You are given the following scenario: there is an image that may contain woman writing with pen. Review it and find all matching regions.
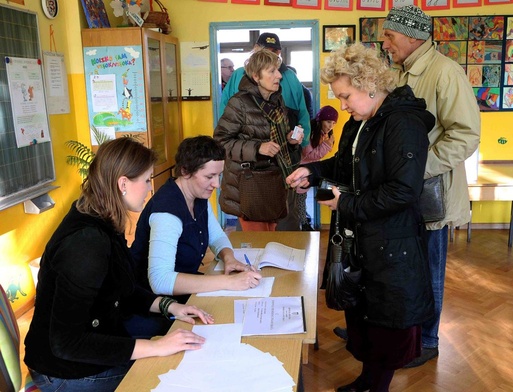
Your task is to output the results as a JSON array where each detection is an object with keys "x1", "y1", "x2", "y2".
[
  {"x1": 25, "y1": 138, "x2": 213, "y2": 392},
  {"x1": 131, "y1": 136, "x2": 262, "y2": 309}
]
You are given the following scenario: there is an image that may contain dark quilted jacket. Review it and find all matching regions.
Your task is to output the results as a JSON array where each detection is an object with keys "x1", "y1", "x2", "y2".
[
  {"x1": 309, "y1": 85, "x2": 436, "y2": 329},
  {"x1": 214, "y1": 74, "x2": 299, "y2": 217}
]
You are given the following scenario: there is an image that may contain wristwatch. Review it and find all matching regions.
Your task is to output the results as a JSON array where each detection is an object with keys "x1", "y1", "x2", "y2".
[{"x1": 42, "y1": 0, "x2": 59, "y2": 19}]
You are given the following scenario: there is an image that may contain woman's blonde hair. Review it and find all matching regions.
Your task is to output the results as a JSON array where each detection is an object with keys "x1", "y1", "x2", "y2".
[
  {"x1": 321, "y1": 42, "x2": 398, "y2": 94},
  {"x1": 77, "y1": 138, "x2": 157, "y2": 233},
  {"x1": 244, "y1": 49, "x2": 282, "y2": 81}
]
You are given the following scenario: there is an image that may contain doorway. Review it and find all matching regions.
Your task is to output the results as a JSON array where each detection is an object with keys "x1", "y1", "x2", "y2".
[{"x1": 209, "y1": 20, "x2": 321, "y2": 229}]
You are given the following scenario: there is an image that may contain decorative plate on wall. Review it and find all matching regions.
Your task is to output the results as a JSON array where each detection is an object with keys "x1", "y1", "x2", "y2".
[{"x1": 42, "y1": 0, "x2": 58, "y2": 19}]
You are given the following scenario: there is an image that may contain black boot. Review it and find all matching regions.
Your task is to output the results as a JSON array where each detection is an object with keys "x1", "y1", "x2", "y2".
[{"x1": 336, "y1": 376, "x2": 371, "y2": 392}]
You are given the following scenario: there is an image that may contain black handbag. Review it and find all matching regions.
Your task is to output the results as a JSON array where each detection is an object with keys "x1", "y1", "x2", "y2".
[
  {"x1": 419, "y1": 175, "x2": 445, "y2": 222},
  {"x1": 325, "y1": 211, "x2": 363, "y2": 311}
]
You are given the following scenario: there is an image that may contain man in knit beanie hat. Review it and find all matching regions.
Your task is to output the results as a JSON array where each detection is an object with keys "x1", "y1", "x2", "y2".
[
  {"x1": 382, "y1": 5, "x2": 432, "y2": 40},
  {"x1": 333, "y1": 4, "x2": 481, "y2": 371},
  {"x1": 381, "y1": 5, "x2": 433, "y2": 66}
]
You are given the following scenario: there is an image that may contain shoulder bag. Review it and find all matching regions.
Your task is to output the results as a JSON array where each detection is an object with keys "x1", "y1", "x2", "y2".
[
  {"x1": 419, "y1": 175, "x2": 445, "y2": 222},
  {"x1": 325, "y1": 210, "x2": 363, "y2": 311},
  {"x1": 238, "y1": 161, "x2": 288, "y2": 222}
]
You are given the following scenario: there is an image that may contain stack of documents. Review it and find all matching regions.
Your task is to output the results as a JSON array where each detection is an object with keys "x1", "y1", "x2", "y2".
[{"x1": 153, "y1": 323, "x2": 295, "y2": 392}]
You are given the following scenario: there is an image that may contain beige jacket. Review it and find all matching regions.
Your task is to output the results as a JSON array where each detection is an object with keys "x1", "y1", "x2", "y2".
[{"x1": 395, "y1": 39, "x2": 481, "y2": 230}]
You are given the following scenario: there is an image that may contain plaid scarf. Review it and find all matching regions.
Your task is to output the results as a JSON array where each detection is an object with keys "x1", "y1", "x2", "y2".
[{"x1": 253, "y1": 96, "x2": 297, "y2": 182}]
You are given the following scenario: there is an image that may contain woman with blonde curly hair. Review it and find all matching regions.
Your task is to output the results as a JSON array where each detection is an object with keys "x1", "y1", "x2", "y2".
[{"x1": 286, "y1": 43, "x2": 435, "y2": 392}]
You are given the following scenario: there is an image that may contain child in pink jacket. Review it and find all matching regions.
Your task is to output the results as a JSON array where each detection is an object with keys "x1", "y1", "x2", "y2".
[{"x1": 299, "y1": 105, "x2": 338, "y2": 230}]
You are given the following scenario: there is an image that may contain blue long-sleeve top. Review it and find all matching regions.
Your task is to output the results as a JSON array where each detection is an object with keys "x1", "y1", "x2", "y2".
[{"x1": 131, "y1": 179, "x2": 232, "y2": 295}]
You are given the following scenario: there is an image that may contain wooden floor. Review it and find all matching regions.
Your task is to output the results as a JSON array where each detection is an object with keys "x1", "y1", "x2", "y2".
[
  {"x1": 17, "y1": 228, "x2": 513, "y2": 392},
  {"x1": 303, "y1": 228, "x2": 513, "y2": 392}
]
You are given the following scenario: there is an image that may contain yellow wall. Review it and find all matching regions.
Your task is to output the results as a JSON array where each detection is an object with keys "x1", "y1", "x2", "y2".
[
  {"x1": 0, "y1": 0, "x2": 89, "y2": 313},
  {"x1": 164, "y1": 1, "x2": 513, "y2": 224},
  {"x1": 0, "y1": 0, "x2": 512, "y2": 312}
]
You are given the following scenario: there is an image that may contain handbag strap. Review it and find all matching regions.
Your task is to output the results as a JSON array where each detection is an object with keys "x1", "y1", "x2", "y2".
[
  {"x1": 153, "y1": 0, "x2": 168, "y2": 13},
  {"x1": 331, "y1": 211, "x2": 343, "y2": 246}
]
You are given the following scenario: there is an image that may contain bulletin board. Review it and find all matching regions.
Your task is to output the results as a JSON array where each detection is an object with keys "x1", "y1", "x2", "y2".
[
  {"x1": 0, "y1": 5, "x2": 56, "y2": 211},
  {"x1": 360, "y1": 15, "x2": 513, "y2": 112}
]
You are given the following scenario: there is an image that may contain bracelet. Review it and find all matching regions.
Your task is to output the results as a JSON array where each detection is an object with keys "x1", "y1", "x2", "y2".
[{"x1": 159, "y1": 296, "x2": 177, "y2": 319}]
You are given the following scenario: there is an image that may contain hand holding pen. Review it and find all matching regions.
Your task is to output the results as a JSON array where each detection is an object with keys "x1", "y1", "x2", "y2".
[
  {"x1": 219, "y1": 250, "x2": 261, "y2": 289},
  {"x1": 243, "y1": 253, "x2": 262, "y2": 290},
  {"x1": 244, "y1": 253, "x2": 258, "y2": 272}
]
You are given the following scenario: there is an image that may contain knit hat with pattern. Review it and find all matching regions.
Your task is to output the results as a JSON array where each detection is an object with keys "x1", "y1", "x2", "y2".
[{"x1": 383, "y1": 5, "x2": 432, "y2": 40}]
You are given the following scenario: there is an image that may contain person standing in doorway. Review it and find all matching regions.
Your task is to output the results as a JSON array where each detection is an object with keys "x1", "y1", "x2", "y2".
[
  {"x1": 220, "y1": 58, "x2": 234, "y2": 90},
  {"x1": 215, "y1": 49, "x2": 303, "y2": 231},
  {"x1": 380, "y1": 5, "x2": 481, "y2": 368},
  {"x1": 220, "y1": 32, "x2": 311, "y2": 231}
]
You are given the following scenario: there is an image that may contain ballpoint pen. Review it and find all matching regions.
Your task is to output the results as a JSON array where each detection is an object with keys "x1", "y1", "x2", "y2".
[
  {"x1": 169, "y1": 314, "x2": 201, "y2": 321},
  {"x1": 244, "y1": 253, "x2": 252, "y2": 268}
]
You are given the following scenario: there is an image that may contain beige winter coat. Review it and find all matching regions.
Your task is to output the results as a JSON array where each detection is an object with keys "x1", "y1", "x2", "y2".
[{"x1": 395, "y1": 39, "x2": 481, "y2": 230}]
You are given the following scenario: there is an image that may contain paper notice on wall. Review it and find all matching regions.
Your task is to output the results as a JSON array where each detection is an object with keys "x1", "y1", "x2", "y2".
[
  {"x1": 180, "y1": 41, "x2": 210, "y2": 100},
  {"x1": 42, "y1": 51, "x2": 70, "y2": 114}
]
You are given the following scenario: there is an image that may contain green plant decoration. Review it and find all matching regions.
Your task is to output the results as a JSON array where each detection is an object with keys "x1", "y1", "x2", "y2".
[
  {"x1": 66, "y1": 126, "x2": 144, "y2": 179},
  {"x1": 65, "y1": 126, "x2": 111, "y2": 179}
]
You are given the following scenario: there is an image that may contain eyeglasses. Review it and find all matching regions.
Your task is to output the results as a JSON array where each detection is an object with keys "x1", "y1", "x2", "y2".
[{"x1": 221, "y1": 66, "x2": 234, "y2": 70}]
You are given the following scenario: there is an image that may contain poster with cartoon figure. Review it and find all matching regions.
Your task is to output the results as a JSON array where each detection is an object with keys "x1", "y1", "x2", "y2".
[
  {"x1": 83, "y1": 45, "x2": 146, "y2": 135},
  {"x1": 5, "y1": 57, "x2": 51, "y2": 148}
]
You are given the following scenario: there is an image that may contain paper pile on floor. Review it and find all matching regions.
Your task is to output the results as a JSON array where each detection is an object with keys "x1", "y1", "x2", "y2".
[{"x1": 152, "y1": 323, "x2": 295, "y2": 392}]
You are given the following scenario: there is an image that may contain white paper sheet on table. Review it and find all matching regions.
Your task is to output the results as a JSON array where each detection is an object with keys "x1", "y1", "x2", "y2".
[
  {"x1": 153, "y1": 323, "x2": 294, "y2": 392},
  {"x1": 196, "y1": 276, "x2": 274, "y2": 297},
  {"x1": 235, "y1": 296, "x2": 306, "y2": 336}
]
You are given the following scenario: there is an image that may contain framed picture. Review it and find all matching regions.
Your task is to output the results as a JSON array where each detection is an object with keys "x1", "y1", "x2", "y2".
[
  {"x1": 452, "y1": 0, "x2": 481, "y2": 6},
  {"x1": 80, "y1": 0, "x2": 110, "y2": 28},
  {"x1": 356, "y1": 0, "x2": 385, "y2": 10},
  {"x1": 232, "y1": 0, "x2": 260, "y2": 3},
  {"x1": 324, "y1": 0, "x2": 353, "y2": 10},
  {"x1": 264, "y1": 0, "x2": 292, "y2": 4},
  {"x1": 388, "y1": 0, "x2": 417, "y2": 8},
  {"x1": 360, "y1": 17, "x2": 386, "y2": 42},
  {"x1": 484, "y1": 0, "x2": 513, "y2": 3},
  {"x1": 293, "y1": 0, "x2": 321, "y2": 7},
  {"x1": 420, "y1": 0, "x2": 450, "y2": 9},
  {"x1": 323, "y1": 25, "x2": 356, "y2": 52}
]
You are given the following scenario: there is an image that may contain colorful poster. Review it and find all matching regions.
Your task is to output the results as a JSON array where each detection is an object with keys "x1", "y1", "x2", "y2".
[
  {"x1": 83, "y1": 45, "x2": 146, "y2": 133},
  {"x1": 5, "y1": 57, "x2": 51, "y2": 147}
]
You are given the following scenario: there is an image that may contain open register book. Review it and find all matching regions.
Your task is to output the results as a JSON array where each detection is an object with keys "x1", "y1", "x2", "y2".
[{"x1": 215, "y1": 242, "x2": 305, "y2": 271}]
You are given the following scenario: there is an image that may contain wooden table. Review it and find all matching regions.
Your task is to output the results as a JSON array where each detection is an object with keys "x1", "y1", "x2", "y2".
[
  {"x1": 466, "y1": 163, "x2": 513, "y2": 247},
  {"x1": 227, "y1": 231, "x2": 320, "y2": 360},
  {"x1": 117, "y1": 338, "x2": 303, "y2": 392},
  {"x1": 116, "y1": 231, "x2": 320, "y2": 391}
]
